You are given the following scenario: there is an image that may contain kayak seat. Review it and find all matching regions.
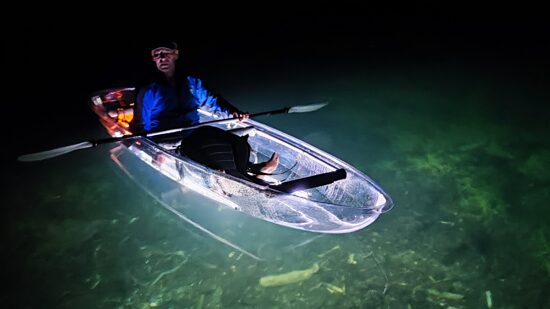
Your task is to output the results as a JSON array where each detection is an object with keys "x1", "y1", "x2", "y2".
[{"x1": 177, "y1": 126, "x2": 257, "y2": 182}]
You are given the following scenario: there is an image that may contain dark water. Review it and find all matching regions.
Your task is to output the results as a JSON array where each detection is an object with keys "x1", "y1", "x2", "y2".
[{"x1": 4, "y1": 18, "x2": 550, "y2": 308}]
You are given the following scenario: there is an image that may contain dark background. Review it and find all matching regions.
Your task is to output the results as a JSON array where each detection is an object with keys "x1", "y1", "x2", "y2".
[
  {"x1": 3, "y1": 13, "x2": 550, "y2": 308},
  {"x1": 5, "y1": 14, "x2": 549, "y2": 162}
]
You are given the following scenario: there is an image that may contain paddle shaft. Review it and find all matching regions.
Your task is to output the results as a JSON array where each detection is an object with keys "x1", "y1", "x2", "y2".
[
  {"x1": 248, "y1": 107, "x2": 289, "y2": 118},
  {"x1": 130, "y1": 108, "x2": 290, "y2": 140},
  {"x1": 18, "y1": 103, "x2": 325, "y2": 162}
]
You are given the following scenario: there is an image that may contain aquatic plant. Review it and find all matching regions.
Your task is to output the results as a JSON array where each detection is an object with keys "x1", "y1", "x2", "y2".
[
  {"x1": 532, "y1": 227, "x2": 550, "y2": 276},
  {"x1": 408, "y1": 153, "x2": 454, "y2": 177},
  {"x1": 518, "y1": 150, "x2": 550, "y2": 182},
  {"x1": 455, "y1": 177, "x2": 506, "y2": 222}
]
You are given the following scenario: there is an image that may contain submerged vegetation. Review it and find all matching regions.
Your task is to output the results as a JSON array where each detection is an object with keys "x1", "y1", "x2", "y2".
[{"x1": 7, "y1": 61, "x2": 549, "y2": 308}]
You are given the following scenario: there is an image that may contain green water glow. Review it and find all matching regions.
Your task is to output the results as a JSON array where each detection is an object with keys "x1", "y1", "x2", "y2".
[{"x1": 5, "y1": 57, "x2": 549, "y2": 308}]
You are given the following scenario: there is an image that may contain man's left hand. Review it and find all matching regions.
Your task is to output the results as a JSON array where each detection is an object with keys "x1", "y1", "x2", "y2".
[{"x1": 232, "y1": 112, "x2": 250, "y2": 122}]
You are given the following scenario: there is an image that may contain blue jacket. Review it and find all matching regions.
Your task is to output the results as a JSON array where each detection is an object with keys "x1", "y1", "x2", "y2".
[{"x1": 132, "y1": 75, "x2": 240, "y2": 133}]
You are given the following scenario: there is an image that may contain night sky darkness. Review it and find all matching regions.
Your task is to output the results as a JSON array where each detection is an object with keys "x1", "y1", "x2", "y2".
[
  {"x1": 4, "y1": 14, "x2": 548, "y2": 172},
  {"x1": 1, "y1": 14, "x2": 547, "y2": 202}
]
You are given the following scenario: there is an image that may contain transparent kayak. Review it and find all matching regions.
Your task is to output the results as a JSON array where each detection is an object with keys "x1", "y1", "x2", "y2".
[{"x1": 90, "y1": 88, "x2": 393, "y2": 233}]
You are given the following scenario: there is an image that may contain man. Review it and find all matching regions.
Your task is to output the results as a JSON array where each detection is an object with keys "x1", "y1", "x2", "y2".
[
  {"x1": 131, "y1": 40, "x2": 249, "y2": 133},
  {"x1": 132, "y1": 40, "x2": 279, "y2": 182}
]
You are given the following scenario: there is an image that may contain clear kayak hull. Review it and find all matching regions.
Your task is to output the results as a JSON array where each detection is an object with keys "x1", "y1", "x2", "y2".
[{"x1": 91, "y1": 88, "x2": 393, "y2": 233}]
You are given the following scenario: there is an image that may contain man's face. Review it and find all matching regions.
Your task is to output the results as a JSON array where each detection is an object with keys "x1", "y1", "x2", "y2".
[{"x1": 151, "y1": 47, "x2": 179, "y2": 73}]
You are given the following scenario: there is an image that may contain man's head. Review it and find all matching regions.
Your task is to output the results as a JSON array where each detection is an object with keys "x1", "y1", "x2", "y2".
[{"x1": 151, "y1": 40, "x2": 179, "y2": 75}]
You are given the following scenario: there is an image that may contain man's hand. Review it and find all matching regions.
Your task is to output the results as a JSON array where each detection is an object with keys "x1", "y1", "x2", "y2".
[{"x1": 232, "y1": 112, "x2": 250, "y2": 122}]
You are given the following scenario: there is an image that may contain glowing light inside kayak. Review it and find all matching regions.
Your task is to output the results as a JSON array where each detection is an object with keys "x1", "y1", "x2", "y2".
[
  {"x1": 292, "y1": 190, "x2": 310, "y2": 198},
  {"x1": 92, "y1": 96, "x2": 102, "y2": 106}
]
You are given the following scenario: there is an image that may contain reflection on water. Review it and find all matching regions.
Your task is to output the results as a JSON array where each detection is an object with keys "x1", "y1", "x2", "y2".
[{"x1": 6, "y1": 59, "x2": 549, "y2": 308}]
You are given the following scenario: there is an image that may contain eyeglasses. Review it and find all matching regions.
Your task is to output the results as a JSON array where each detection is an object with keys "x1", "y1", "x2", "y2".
[{"x1": 152, "y1": 49, "x2": 177, "y2": 60}]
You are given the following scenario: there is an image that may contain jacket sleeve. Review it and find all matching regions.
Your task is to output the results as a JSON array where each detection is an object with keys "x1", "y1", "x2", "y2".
[
  {"x1": 130, "y1": 85, "x2": 156, "y2": 133},
  {"x1": 187, "y1": 76, "x2": 242, "y2": 117}
]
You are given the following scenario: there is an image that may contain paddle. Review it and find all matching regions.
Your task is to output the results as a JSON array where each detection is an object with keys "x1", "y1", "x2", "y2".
[{"x1": 18, "y1": 102, "x2": 328, "y2": 162}]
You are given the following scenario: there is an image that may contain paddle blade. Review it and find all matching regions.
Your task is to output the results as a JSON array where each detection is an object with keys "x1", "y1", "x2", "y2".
[
  {"x1": 288, "y1": 101, "x2": 329, "y2": 113},
  {"x1": 18, "y1": 141, "x2": 94, "y2": 162}
]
